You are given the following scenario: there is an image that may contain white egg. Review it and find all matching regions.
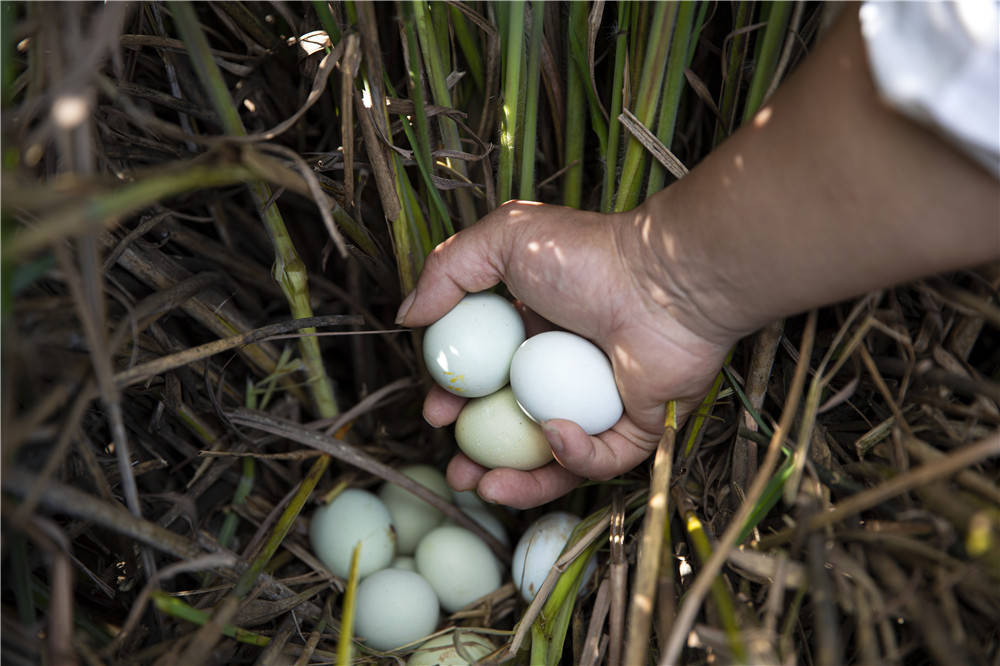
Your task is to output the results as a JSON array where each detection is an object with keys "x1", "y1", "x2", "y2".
[
  {"x1": 391, "y1": 556, "x2": 417, "y2": 571},
  {"x1": 453, "y1": 505, "x2": 509, "y2": 547},
  {"x1": 309, "y1": 488, "x2": 395, "y2": 579},
  {"x1": 452, "y1": 489, "x2": 486, "y2": 509},
  {"x1": 415, "y1": 526, "x2": 502, "y2": 612},
  {"x1": 406, "y1": 632, "x2": 495, "y2": 666},
  {"x1": 353, "y1": 568, "x2": 439, "y2": 651},
  {"x1": 510, "y1": 331, "x2": 624, "y2": 434},
  {"x1": 444, "y1": 506, "x2": 509, "y2": 577},
  {"x1": 455, "y1": 386, "x2": 554, "y2": 470},
  {"x1": 378, "y1": 465, "x2": 452, "y2": 555},
  {"x1": 511, "y1": 512, "x2": 581, "y2": 601},
  {"x1": 423, "y1": 292, "x2": 525, "y2": 397}
]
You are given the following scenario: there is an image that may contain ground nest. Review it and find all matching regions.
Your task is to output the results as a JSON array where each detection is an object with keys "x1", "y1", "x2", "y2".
[{"x1": 2, "y1": 2, "x2": 998, "y2": 665}]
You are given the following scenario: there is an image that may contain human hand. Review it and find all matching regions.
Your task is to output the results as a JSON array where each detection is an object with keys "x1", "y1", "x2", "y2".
[
  {"x1": 395, "y1": 201, "x2": 740, "y2": 508},
  {"x1": 398, "y1": 2, "x2": 999, "y2": 509}
]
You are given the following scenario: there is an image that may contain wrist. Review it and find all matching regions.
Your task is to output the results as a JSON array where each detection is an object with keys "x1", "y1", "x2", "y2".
[{"x1": 613, "y1": 191, "x2": 756, "y2": 349}]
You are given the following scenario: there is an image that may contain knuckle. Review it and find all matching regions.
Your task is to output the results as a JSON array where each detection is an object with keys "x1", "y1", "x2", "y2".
[{"x1": 496, "y1": 199, "x2": 532, "y2": 218}]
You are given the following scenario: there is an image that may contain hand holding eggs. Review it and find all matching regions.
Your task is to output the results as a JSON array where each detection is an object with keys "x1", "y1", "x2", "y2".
[{"x1": 422, "y1": 292, "x2": 625, "y2": 471}]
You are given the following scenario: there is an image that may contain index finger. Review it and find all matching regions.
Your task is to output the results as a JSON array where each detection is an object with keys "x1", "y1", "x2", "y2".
[
  {"x1": 395, "y1": 201, "x2": 540, "y2": 327},
  {"x1": 448, "y1": 455, "x2": 584, "y2": 510}
]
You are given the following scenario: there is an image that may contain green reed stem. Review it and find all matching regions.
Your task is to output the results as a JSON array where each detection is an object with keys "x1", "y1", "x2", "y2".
[
  {"x1": 218, "y1": 456, "x2": 255, "y2": 550},
  {"x1": 338, "y1": 543, "x2": 362, "y2": 665},
  {"x1": 646, "y1": 0, "x2": 698, "y2": 197},
  {"x1": 4, "y1": 161, "x2": 259, "y2": 259},
  {"x1": 567, "y1": 2, "x2": 607, "y2": 157},
  {"x1": 742, "y1": 1, "x2": 792, "y2": 124},
  {"x1": 614, "y1": 1, "x2": 678, "y2": 212},
  {"x1": 685, "y1": 511, "x2": 748, "y2": 663},
  {"x1": 389, "y1": 167, "x2": 422, "y2": 293},
  {"x1": 173, "y1": 1, "x2": 338, "y2": 418},
  {"x1": 234, "y1": 454, "x2": 330, "y2": 598},
  {"x1": 426, "y1": 2, "x2": 447, "y2": 60},
  {"x1": 412, "y1": 0, "x2": 477, "y2": 225},
  {"x1": 684, "y1": 347, "x2": 735, "y2": 457},
  {"x1": 311, "y1": 0, "x2": 341, "y2": 42},
  {"x1": 627, "y1": 3, "x2": 648, "y2": 96},
  {"x1": 346, "y1": 3, "x2": 424, "y2": 293},
  {"x1": 497, "y1": 0, "x2": 525, "y2": 204},
  {"x1": 328, "y1": 202, "x2": 380, "y2": 258},
  {"x1": 715, "y1": 2, "x2": 752, "y2": 144},
  {"x1": 518, "y1": 1, "x2": 544, "y2": 200},
  {"x1": 601, "y1": 1, "x2": 629, "y2": 213},
  {"x1": 562, "y1": 1, "x2": 586, "y2": 208},
  {"x1": 397, "y1": 154, "x2": 433, "y2": 258},
  {"x1": 688, "y1": 1, "x2": 712, "y2": 64},
  {"x1": 151, "y1": 590, "x2": 271, "y2": 646},
  {"x1": 450, "y1": 5, "x2": 484, "y2": 92},
  {"x1": 400, "y1": 13, "x2": 453, "y2": 242},
  {"x1": 740, "y1": 456, "x2": 795, "y2": 543},
  {"x1": 530, "y1": 542, "x2": 600, "y2": 665}
]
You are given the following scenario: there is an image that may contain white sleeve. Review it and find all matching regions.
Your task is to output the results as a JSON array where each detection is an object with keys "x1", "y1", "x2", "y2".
[{"x1": 858, "y1": 1, "x2": 1000, "y2": 179}]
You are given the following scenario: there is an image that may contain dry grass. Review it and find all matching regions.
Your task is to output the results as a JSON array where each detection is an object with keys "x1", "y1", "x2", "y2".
[{"x1": 2, "y1": 3, "x2": 998, "y2": 665}]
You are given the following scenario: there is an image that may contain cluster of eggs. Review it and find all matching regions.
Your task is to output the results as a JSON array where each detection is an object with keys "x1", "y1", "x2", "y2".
[
  {"x1": 310, "y1": 466, "x2": 593, "y2": 658},
  {"x1": 309, "y1": 465, "x2": 504, "y2": 656},
  {"x1": 307, "y1": 292, "x2": 618, "y2": 656},
  {"x1": 423, "y1": 292, "x2": 624, "y2": 469}
]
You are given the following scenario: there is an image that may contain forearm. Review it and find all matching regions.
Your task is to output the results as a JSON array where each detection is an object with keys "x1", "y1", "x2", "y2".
[{"x1": 629, "y1": 6, "x2": 999, "y2": 341}]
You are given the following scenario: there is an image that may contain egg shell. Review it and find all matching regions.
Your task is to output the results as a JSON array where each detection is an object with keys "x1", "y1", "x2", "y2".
[
  {"x1": 452, "y1": 489, "x2": 486, "y2": 509},
  {"x1": 378, "y1": 465, "x2": 452, "y2": 555},
  {"x1": 510, "y1": 331, "x2": 624, "y2": 434},
  {"x1": 309, "y1": 489, "x2": 395, "y2": 579},
  {"x1": 511, "y1": 511, "x2": 582, "y2": 601},
  {"x1": 423, "y1": 292, "x2": 525, "y2": 397},
  {"x1": 415, "y1": 526, "x2": 502, "y2": 612},
  {"x1": 391, "y1": 556, "x2": 417, "y2": 571},
  {"x1": 406, "y1": 632, "x2": 495, "y2": 666},
  {"x1": 455, "y1": 386, "x2": 554, "y2": 470},
  {"x1": 452, "y1": 505, "x2": 509, "y2": 547},
  {"x1": 444, "y1": 506, "x2": 508, "y2": 576},
  {"x1": 353, "y1": 568, "x2": 439, "y2": 651}
]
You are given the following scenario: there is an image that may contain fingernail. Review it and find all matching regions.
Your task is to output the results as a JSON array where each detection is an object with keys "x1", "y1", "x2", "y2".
[
  {"x1": 395, "y1": 289, "x2": 416, "y2": 325},
  {"x1": 478, "y1": 489, "x2": 498, "y2": 505},
  {"x1": 543, "y1": 422, "x2": 564, "y2": 454}
]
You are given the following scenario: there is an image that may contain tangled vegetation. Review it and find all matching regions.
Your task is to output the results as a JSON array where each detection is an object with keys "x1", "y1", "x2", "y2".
[{"x1": 2, "y1": 2, "x2": 998, "y2": 664}]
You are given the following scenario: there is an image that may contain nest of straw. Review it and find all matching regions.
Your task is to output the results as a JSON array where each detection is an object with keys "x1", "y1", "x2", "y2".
[{"x1": 3, "y1": 3, "x2": 998, "y2": 665}]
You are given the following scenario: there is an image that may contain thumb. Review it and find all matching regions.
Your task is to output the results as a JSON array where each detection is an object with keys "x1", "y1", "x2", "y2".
[
  {"x1": 396, "y1": 203, "x2": 524, "y2": 327},
  {"x1": 542, "y1": 418, "x2": 655, "y2": 481}
]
